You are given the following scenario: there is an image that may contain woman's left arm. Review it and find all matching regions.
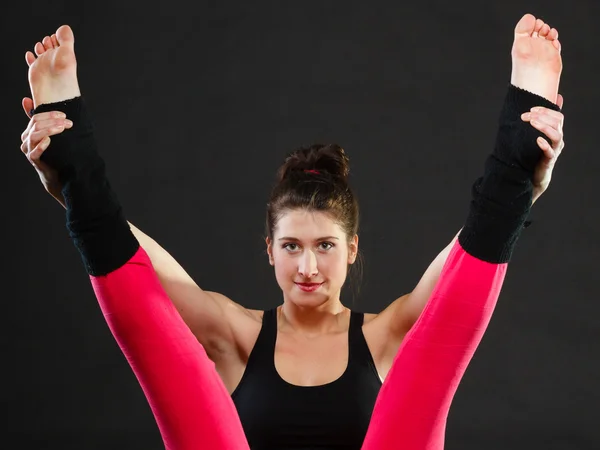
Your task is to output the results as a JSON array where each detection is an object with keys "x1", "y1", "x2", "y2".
[{"x1": 381, "y1": 98, "x2": 565, "y2": 339}]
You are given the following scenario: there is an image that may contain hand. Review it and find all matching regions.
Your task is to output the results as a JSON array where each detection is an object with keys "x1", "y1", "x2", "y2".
[
  {"x1": 521, "y1": 94, "x2": 565, "y2": 203},
  {"x1": 20, "y1": 96, "x2": 72, "y2": 207}
]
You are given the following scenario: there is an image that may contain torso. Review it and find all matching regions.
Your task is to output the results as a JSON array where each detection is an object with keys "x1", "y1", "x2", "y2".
[
  {"x1": 226, "y1": 307, "x2": 385, "y2": 449},
  {"x1": 214, "y1": 306, "x2": 402, "y2": 395}
]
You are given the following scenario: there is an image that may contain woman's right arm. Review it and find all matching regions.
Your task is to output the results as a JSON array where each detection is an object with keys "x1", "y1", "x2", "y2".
[
  {"x1": 126, "y1": 222, "x2": 256, "y2": 354},
  {"x1": 20, "y1": 108, "x2": 253, "y2": 361},
  {"x1": 29, "y1": 96, "x2": 250, "y2": 449}
]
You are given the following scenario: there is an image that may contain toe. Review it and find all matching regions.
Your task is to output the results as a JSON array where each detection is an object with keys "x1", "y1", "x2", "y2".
[
  {"x1": 51, "y1": 34, "x2": 59, "y2": 47},
  {"x1": 539, "y1": 23, "x2": 551, "y2": 38},
  {"x1": 25, "y1": 51, "x2": 36, "y2": 67},
  {"x1": 515, "y1": 13, "x2": 536, "y2": 35},
  {"x1": 548, "y1": 28, "x2": 559, "y2": 40},
  {"x1": 534, "y1": 18, "x2": 545, "y2": 33},
  {"x1": 56, "y1": 25, "x2": 75, "y2": 47},
  {"x1": 34, "y1": 42, "x2": 45, "y2": 56},
  {"x1": 42, "y1": 36, "x2": 53, "y2": 50},
  {"x1": 553, "y1": 39, "x2": 561, "y2": 52}
]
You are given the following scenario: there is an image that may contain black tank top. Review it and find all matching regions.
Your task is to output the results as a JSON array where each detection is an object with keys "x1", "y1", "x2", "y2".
[{"x1": 231, "y1": 308, "x2": 382, "y2": 450}]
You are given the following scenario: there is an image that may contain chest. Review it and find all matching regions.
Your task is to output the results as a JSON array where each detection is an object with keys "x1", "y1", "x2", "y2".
[
  {"x1": 232, "y1": 330, "x2": 381, "y2": 450},
  {"x1": 230, "y1": 311, "x2": 385, "y2": 449},
  {"x1": 236, "y1": 383, "x2": 378, "y2": 450},
  {"x1": 274, "y1": 331, "x2": 350, "y2": 387}
]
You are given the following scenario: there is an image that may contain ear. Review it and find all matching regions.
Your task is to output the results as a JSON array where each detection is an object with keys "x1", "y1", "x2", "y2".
[
  {"x1": 265, "y1": 236, "x2": 274, "y2": 266},
  {"x1": 348, "y1": 234, "x2": 359, "y2": 264}
]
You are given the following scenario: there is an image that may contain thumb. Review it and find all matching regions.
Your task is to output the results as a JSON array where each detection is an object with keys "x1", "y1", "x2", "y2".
[{"x1": 22, "y1": 97, "x2": 34, "y2": 118}]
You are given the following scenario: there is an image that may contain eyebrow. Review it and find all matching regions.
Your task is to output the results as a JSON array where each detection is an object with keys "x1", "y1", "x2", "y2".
[{"x1": 277, "y1": 236, "x2": 340, "y2": 241}]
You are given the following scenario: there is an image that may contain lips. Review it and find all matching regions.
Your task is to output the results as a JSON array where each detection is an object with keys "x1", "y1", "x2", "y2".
[{"x1": 295, "y1": 282, "x2": 323, "y2": 292}]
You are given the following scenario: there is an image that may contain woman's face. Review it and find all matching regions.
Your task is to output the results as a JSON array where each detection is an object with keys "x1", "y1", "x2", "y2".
[{"x1": 267, "y1": 209, "x2": 358, "y2": 307}]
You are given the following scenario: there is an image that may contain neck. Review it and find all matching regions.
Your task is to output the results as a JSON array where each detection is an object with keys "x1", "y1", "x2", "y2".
[{"x1": 279, "y1": 297, "x2": 348, "y2": 336}]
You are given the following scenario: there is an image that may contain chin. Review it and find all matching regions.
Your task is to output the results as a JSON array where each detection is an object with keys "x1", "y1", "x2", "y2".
[
  {"x1": 287, "y1": 287, "x2": 332, "y2": 308},
  {"x1": 289, "y1": 297, "x2": 329, "y2": 309}
]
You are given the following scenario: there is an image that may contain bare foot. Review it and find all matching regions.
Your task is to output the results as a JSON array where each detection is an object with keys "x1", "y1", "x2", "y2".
[
  {"x1": 511, "y1": 13, "x2": 562, "y2": 103},
  {"x1": 25, "y1": 25, "x2": 81, "y2": 108}
]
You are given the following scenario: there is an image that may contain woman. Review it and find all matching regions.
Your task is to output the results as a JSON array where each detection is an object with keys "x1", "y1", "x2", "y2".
[{"x1": 21, "y1": 13, "x2": 564, "y2": 450}]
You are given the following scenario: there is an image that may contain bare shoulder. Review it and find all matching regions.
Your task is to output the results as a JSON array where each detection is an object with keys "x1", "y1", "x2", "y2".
[
  {"x1": 361, "y1": 294, "x2": 411, "y2": 354},
  {"x1": 205, "y1": 291, "x2": 264, "y2": 321},
  {"x1": 246, "y1": 307, "x2": 266, "y2": 322},
  {"x1": 204, "y1": 291, "x2": 265, "y2": 356},
  {"x1": 362, "y1": 312, "x2": 378, "y2": 325},
  {"x1": 362, "y1": 293, "x2": 411, "y2": 330}
]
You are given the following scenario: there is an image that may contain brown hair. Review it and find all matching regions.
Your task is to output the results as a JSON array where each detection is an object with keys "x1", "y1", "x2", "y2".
[{"x1": 266, "y1": 143, "x2": 363, "y2": 296}]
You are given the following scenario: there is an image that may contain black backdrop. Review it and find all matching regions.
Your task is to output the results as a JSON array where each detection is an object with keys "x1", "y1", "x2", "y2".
[{"x1": 2, "y1": 1, "x2": 598, "y2": 448}]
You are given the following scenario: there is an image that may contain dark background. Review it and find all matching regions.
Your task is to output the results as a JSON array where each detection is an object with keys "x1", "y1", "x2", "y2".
[{"x1": 2, "y1": 0, "x2": 598, "y2": 448}]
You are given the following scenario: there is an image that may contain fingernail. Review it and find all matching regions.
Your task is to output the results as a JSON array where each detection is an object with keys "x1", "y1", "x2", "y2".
[
  {"x1": 65, "y1": 120, "x2": 73, "y2": 127},
  {"x1": 531, "y1": 107, "x2": 541, "y2": 112},
  {"x1": 55, "y1": 112, "x2": 66, "y2": 119},
  {"x1": 521, "y1": 112, "x2": 531, "y2": 120}
]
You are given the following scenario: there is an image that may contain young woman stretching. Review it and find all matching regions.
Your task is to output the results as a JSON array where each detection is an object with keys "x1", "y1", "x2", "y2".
[{"x1": 20, "y1": 12, "x2": 564, "y2": 450}]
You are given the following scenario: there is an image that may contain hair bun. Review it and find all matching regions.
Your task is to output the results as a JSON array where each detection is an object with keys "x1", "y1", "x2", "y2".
[{"x1": 277, "y1": 144, "x2": 350, "y2": 183}]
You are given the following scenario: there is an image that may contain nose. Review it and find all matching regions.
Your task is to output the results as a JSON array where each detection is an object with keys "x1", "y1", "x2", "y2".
[{"x1": 298, "y1": 249, "x2": 319, "y2": 278}]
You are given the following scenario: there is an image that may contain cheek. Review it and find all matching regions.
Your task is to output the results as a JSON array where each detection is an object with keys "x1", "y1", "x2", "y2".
[
  {"x1": 272, "y1": 253, "x2": 295, "y2": 277},
  {"x1": 321, "y1": 253, "x2": 349, "y2": 276},
  {"x1": 332, "y1": 259, "x2": 349, "y2": 277}
]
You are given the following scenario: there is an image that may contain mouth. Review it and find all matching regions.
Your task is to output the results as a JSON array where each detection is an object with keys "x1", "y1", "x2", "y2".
[{"x1": 295, "y1": 282, "x2": 323, "y2": 292}]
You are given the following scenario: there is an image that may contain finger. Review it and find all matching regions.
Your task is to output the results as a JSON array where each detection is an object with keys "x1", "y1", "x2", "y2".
[
  {"x1": 29, "y1": 137, "x2": 52, "y2": 163},
  {"x1": 522, "y1": 111, "x2": 562, "y2": 130},
  {"x1": 530, "y1": 113, "x2": 562, "y2": 138},
  {"x1": 530, "y1": 106, "x2": 564, "y2": 123},
  {"x1": 530, "y1": 118, "x2": 562, "y2": 146},
  {"x1": 25, "y1": 51, "x2": 36, "y2": 67},
  {"x1": 536, "y1": 137, "x2": 555, "y2": 160},
  {"x1": 557, "y1": 94, "x2": 564, "y2": 109},
  {"x1": 29, "y1": 120, "x2": 71, "y2": 144},
  {"x1": 20, "y1": 140, "x2": 28, "y2": 155},
  {"x1": 34, "y1": 42, "x2": 45, "y2": 56},
  {"x1": 22, "y1": 116, "x2": 69, "y2": 143},
  {"x1": 42, "y1": 36, "x2": 53, "y2": 50},
  {"x1": 529, "y1": 111, "x2": 561, "y2": 129},
  {"x1": 22, "y1": 97, "x2": 34, "y2": 118}
]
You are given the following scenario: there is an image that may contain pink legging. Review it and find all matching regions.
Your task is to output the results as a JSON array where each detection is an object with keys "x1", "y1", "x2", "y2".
[{"x1": 90, "y1": 240, "x2": 505, "y2": 449}]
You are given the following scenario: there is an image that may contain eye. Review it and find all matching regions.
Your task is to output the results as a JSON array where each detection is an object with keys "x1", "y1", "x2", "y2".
[
  {"x1": 319, "y1": 242, "x2": 334, "y2": 251},
  {"x1": 282, "y1": 243, "x2": 300, "y2": 252}
]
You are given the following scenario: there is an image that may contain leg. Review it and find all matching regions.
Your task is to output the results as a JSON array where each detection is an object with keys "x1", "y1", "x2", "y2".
[
  {"x1": 361, "y1": 242, "x2": 505, "y2": 450},
  {"x1": 25, "y1": 26, "x2": 249, "y2": 448},
  {"x1": 362, "y1": 13, "x2": 563, "y2": 447},
  {"x1": 92, "y1": 247, "x2": 250, "y2": 450}
]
